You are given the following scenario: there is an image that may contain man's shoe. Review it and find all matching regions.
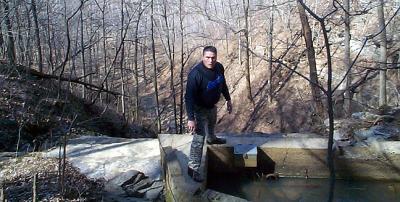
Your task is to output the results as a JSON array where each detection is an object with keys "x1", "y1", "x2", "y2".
[
  {"x1": 206, "y1": 137, "x2": 226, "y2": 145},
  {"x1": 187, "y1": 167, "x2": 203, "y2": 182}
]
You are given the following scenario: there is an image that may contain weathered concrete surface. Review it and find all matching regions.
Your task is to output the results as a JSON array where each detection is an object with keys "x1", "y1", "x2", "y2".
[
  {"x1": 160, "y1": 133, "x2": 400, "y2": 201},
  {"x1": 46, "y1": 136, "x2": 161, "y2": 200},
  {"x1": 159, "y1": 134, "x2": 248, "y2": 202},
  {"x1": 336, "y1": 141, "x2": 400, "y2": 180},
  {"x1": 208, "y1": 135, "x2": 331, "y2": 178}
]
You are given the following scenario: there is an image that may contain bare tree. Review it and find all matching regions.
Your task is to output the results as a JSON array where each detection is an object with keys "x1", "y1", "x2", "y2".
[
  {"x1": 31, "y1": 0, "x2": 44, "y2": 73},
  {"x1": 268, "y1": 0, "x2": 274, "y2": 103},
  {"x1": 343, "y1": 0, "x2": 352, "y2": 117},
  {"x1": 2, "y1": 0, "x2": 16, "y2": 64},
  {"x1": 0, "y1": 26, "x2": 4, "y2": 58},
  {"x1": 80, "y1": 0, "x2": 87, "y2": 99},
  {"x1": 132, "y1": 1, "x2": 145, "y2": 122},
  {"x1": 297, "y1": 0, "x2": 324, "y2": 118},
  {"x1": 94, "y1": 0, "x2": 109, "y2": 103},
  {"x1": 242, "y1": 0, "x2": 253, "y2": 103},
  {"x1": 24, "y1": 3, "x2": 33, "y2": 69},
  {"x1": 296, "y1": 1, "x2": 338, "y2": 201},
  {"x1": 46, "y1": 1, "x2": 55, "y2": 73},
  {"x1": 15, "y1": 4, "x2": 25, "y2": 64},
  {"x1": 151, "y1": 0, "x2": 161, "y2": 133},
  {"x1": 179, "y1": 0, "x2": 185, "y2": 134},
  {"x1": 160, "y1": 0, "x2": 178, "y2": 133},
  {"x1": 119, "y1": 0, "x2": 126, "y2": 119},
  {"x1": 378, "y1": 0, "x2": 387, "y2": 106}
]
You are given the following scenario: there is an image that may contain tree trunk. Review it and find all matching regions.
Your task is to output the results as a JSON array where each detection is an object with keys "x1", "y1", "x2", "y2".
[
  {"x1": 343, "y1": 0, "x2": 352, "y2": 117},
  {"x1": 0, "y1": 184, "x2": 4, "y2": 202},
  {"x1": 0, "y1": 23, "x2": 4, "y2": 57},
  {"x1": 151, "y1": 0, "x2": 161, "y2": 133},
  {"x1": 2, "y1": 0, "x2": 16, "y2": 64},
  {"x1": 242, "y1": 0, "x2": 253, "y2": 103},
  {"x1": 321, "y1": 21, "x2": 336, "y2": 202},
  {"x1": 119, "y1": 0, "x2": 126, "y2": 119},
  {"x1": 133, "y1": 2, "x2": 144, "y2": 122},
  {"x1": 268, "y1": 0, "x2": 274, "y2": 102},
  {"x1": 24, "y1": 4, "x2": 33, "y2": 69},
  {"x1": 142, "y1": 18, "x2": 148, "y2": 85},
  {"x1": 46, "y1": 2, "x2": 54, "y2": 73},
  {"x1": 297, "y1": 1, "x2": 324, "y2": 117},
  {"x1": 162, "y1": 0, "x2": 178, "y2": 133},
  {"x1": 80, "y1": 0, "x2": 86, "y2": 99},
  {"x1": 179, "y1": 0, "x2": 184, "y2": 134},
  {"x1": 32, "y1": 173, "x2": 38, "y2": 202},
  {"x1": 15, "y1": 5, "x2": 25, "y2": 64},
  {"x1": 31, "y1": 0, "x2": 43, "y2": 73},
  {"x1": 378, "y1": 0, "x2": 387, "y2": 107},
  {"x1": 97, "y1": 0, "x2": 108, "y2": 103},
  {"x1": 141, "y1": 43, "x2": 147, "y2": 81}
]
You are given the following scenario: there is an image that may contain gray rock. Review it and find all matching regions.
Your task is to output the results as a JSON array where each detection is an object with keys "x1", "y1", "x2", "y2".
[
  {"x1": 370, "y1": 125, "x2": 400, "y2": 139},
  {"x1": 351, "y1": 112, "x2": 380, "y2": 121},
  {"x1": 121, "y1": 171, "x2": 145, "y2": 187},
  {"x1": 354, "y1": 128, "x2": 376, "y2": 140},
  {"x1": 123, "y1": 177, "x2": 153, "y2": 197},
  {"x1": 334, "y1": 129, "x2": 348, "y2": 141},
  {"x1": 115, "y1": 170, "x2": 141, "y2": 187},
  {"x1": 323, "y1": 119, "x2": 350, "y2": 129},
  {"x1": 355, "y1": 125, "x2": 400, "y2": 141},
  {"x1": 143, "y1": 180, "x2": 164, "y2": 200}
]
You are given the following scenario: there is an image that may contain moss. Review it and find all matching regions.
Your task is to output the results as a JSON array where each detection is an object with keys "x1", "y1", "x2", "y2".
[{"x1": 164, "y1": 188, "x2": 174, "y2": 202}]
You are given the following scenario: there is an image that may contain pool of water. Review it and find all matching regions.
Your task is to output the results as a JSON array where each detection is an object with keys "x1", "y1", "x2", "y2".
[{"x1": 207, "y1": 175, "x2": 400, "y2": 201}]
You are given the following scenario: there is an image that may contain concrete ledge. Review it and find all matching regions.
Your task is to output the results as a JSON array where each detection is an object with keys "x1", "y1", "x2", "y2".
[
  {"x1": 159, "y1": 134, "x2": 249, "y2": 201},
  {"x1": 159, "y1": 133, "x2": 400, "y2": 201}
]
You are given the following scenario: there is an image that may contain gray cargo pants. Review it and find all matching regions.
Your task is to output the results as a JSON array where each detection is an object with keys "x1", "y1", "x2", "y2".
[{"x1": 188, "y1": 105, "x2": 218, "y2": 172}]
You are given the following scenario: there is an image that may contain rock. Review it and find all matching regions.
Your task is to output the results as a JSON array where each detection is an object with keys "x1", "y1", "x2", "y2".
[
  {"x1": 354, "y1": 128, "x2": 375, "y2": 140},
  {"x1": 385, "y1": 107, "x2": 400, "y2": 117},
  {"x1": 110, "y1": 170, "x2": 140, "y2": 187},
  {"x1": 323, "y1": 119, "x2": 355, "y2": 129},
  {"x1": 354, "y1": 125, "x2": 400, "y2": 141},
  {"x1": 334, "y1": 129, "x2": 350, "y2": 141},
  {"x1": 144, "y1": 180, "x2": 163, "y2": 200},
  {"x1": 123, "y1": 177, "x2": 153, "y2": 197},
  {"x1": 121, "y1": 171, "x2": 144, "y2": 187},
  {"x1": 370, "y1": 125, "x2": 400, "y2": 140},
  {"x1": 120, "y1": 173, "x2": 164, "y2": 200},
  {"x1": 351, "y1": 112, "x2": 380, "y2": 121},
  {"x1": 371, "y1": 115, "x2": 396, "y2": 124}
]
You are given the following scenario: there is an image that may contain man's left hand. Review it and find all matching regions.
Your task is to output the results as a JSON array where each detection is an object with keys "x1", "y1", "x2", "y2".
[{"x1": 227, "y1": 100, "x2": 232, "y2": 114}]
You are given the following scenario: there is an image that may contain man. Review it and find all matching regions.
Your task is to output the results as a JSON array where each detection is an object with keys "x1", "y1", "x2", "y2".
[{"x1": 185, "y1": 46, "x2": 232, "y2": 182}]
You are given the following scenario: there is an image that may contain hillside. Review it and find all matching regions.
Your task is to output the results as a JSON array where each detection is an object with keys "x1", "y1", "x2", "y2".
[{"x1": 0, "y1": 63, "x2": 153, "y2": 152}]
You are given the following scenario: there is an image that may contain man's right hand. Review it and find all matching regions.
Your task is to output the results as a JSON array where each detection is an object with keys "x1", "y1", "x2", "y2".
[{"x1": 188, "y1": 120, "x2": 196, "y2": 133}]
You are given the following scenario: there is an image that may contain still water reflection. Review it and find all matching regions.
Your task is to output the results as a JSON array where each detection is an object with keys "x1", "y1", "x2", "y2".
[{"x1": 208, "y1": 176, "x2": 400, "y2": 202}]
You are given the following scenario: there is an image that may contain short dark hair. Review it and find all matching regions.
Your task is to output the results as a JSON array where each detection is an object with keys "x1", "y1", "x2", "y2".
[{"x1": 203, "y1": 46, "x2": 217, "y2": 55}]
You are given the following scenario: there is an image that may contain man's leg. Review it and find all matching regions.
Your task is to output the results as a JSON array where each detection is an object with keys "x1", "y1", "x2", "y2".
[
  {"x1": 188, "y1": 106, "x2": 207, "y2": 181},
  {"x1": 206, "y1": 107, "x2": 226, "y2": 144}
]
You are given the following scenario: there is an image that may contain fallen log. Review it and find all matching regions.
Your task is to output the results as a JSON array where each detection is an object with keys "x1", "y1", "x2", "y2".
[{"x1": 27, "y1": 68, "x2": 121, "y2": 97}]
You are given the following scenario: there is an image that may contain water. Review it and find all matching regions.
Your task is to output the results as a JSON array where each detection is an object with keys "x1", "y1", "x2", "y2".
[{"x1": 207, "y1": 175, "x2": 400, "y2": 202}]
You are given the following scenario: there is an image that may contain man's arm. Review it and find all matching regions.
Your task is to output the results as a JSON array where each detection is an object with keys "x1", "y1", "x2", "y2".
[
  {"x1": 185, "y1": 69, "x2": 197, "y2": 132},
  {"x1": 219, "y1": 64, "x2": 232, "y2": 113},
  {"x1": 219, "y1": 65, "x2": 231, "y2": 102}
]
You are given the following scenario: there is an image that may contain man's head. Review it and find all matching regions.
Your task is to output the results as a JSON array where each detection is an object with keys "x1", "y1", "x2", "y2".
[{"x1": 202, "y1": 46, "x2": 217, "y2": 69}]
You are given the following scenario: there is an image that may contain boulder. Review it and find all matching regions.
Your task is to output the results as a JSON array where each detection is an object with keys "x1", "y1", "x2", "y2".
[
  {"x1": 354, "y1": 125, "x2": 400, "y2": 141},
  {"x1": 121, "y1": 172, "x2": 164, "y2": 200}
]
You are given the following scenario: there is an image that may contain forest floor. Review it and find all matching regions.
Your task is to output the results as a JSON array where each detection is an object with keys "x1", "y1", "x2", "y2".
[
  {"x1": 0, "y1": 153, "x2": 104, "y2": 201},
  {"x1": 0, "y1": 63, "x2": 157, "y2": 200}
]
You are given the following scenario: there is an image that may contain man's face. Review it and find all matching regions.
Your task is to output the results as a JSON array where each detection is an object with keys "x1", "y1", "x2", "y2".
[{"x1": 202, "y1": 51, "x2": 217, "y2": 69}]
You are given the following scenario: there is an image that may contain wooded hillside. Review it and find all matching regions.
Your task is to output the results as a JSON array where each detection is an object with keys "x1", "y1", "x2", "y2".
[{"x1": 1, "y1": 0, "x2": 399, "y2": 135}]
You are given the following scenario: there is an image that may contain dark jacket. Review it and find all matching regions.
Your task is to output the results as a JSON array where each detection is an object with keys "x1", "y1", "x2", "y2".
[{"x1": 185, "y1": 61, "x2": 231, "y2": 121}]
